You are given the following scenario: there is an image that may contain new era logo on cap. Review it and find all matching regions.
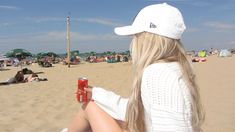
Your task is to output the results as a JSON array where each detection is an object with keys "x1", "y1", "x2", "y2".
[{"x1": 150, "y1": 22, "x2": 157, "y2": 28}]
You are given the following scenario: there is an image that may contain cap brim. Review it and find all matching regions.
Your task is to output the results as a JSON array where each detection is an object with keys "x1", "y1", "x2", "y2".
[{"x1": 114, "y1": 25, "x2": 143, "y2": 36}]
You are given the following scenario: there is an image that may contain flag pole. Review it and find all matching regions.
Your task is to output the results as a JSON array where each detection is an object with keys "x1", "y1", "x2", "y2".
[{"x1": 66, "y1": 15, "x2": 71, "y2": 68}]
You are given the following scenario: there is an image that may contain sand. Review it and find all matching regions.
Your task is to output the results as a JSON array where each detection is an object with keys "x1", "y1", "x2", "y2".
[{"x1": 0, "y1": 56, "x2": 234, "y2": 132}]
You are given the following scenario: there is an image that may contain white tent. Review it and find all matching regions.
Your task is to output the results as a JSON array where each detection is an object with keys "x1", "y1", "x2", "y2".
[
  {"x1": 0, "y1": 55, "x2": 10, "y2": 61},
  {"x1": 0, "y1": 55, "x2": 9, "y2": 69},
  {"x1": 218, "y1": 49, "x2": 232, "y2": 57}
]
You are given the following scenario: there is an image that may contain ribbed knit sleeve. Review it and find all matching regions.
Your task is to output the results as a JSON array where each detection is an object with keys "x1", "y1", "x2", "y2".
[
  {"x1": 92, "y1": 87, "x2": 128, "y2": 121},
  {"x1": 141, "y1": 63, "x2": 193, "y2": 132}
]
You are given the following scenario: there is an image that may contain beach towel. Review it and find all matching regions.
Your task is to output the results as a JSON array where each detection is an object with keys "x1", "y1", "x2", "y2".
[{"x1": 192, "y1": 58, "x2": 207, "y2": 62}]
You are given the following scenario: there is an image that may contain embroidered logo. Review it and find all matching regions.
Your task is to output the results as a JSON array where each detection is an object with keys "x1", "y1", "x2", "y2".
[{"x1": 150, "y1": 22, "x2": 157, "y2": 28}]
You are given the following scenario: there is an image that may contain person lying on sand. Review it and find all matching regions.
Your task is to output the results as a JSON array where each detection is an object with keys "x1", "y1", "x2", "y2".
[
  {"x1": 24, "y1": 73, "x2": 48, "y2": 82},
  {"x1": 0, "y1": 70, "x2": 47, "y2": 85},
  {"x1": 0, "y1": 71, "x2": 25, "y2": 85}
]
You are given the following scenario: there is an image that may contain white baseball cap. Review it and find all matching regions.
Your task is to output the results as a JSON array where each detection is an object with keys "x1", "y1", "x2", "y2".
[{"x1": 114, "y1": 3, "x2": 186, "y2": 39}]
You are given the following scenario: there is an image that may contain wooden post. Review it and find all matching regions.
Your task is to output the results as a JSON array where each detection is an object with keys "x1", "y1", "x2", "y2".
[{"x1": 66, "y1": 16, "x2": 71, "y2": 68}]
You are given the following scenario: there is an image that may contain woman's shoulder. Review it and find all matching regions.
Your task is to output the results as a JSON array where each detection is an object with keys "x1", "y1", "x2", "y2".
[{"x1": 143, "y1": 62, "x2": 181, "y2": 76}]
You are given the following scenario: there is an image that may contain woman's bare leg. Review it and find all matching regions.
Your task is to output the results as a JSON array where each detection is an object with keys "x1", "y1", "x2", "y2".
[
  {"x1": 84, "y1": 101, "x2": 123, "y2": 132},
  {"x1": 67, "y1": 107, "x2": 91, "y2": 132},
  {"x1": 68, "y1": 101, "x2": 123, "y2": 132}
]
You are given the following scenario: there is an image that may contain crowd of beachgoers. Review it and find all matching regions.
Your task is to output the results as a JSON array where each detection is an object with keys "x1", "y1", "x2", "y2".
[
  {"x1": 0, "y1": 50, "x2": 131, "y2": 69},
  {"x1": 1, "y1": 48, "x2": 234, "y2": 85},
  {"x1": 0, "y1": 49, "x2": 132, "y2": 86},
  {"x1": 1, "y1": 48, "x2": 235, "y2": 70}
]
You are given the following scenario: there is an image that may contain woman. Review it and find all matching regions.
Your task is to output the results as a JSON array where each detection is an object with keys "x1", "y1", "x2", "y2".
[{"x1": 65, "y1": 3, "x2": 204, "y2": 132}]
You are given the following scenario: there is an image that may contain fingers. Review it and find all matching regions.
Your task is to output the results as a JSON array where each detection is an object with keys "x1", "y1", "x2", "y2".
[
  {"x1": 84, "y1": 87, "x2": 93, "y2": 101},
  {"x1": 84, "y1": 87, "x2": 92, "y2": 93},
  {"x1": 77, "y1": 86, "x2": 92, "y2": 92}
]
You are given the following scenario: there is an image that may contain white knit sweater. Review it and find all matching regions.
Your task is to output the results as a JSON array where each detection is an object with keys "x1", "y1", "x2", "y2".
[{"x1": 92, "y1": 62, "x2": 193, "y2": 132}]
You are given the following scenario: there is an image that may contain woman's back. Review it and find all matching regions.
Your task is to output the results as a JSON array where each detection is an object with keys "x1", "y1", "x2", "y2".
[{"x1": 141, "y1": 62, "x2": 193, "y2": 131}]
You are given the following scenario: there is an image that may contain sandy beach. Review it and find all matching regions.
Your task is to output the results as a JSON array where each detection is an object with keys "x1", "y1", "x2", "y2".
[{"x1": 0, "y1": 55, "x2": 235, "y2": 132}]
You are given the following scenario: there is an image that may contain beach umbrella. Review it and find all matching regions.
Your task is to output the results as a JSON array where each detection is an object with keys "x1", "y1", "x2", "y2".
[
  {"x1": 90, "y1": 51, "x2": 96, "y2": 56},
  {"x1": 36, "y1": 52, "x2": 46, "y2": 58},
  {"x1": 46, "y1": 52, "x2": 58, "y2": 57},
  {"x1": 37, "y1": 52, "x2": 58, "y2": 58},
  {"x1": 36, "y1": 52, "x2": 50, "y2": 60},
  {"x1": 70, "y1": 50, "x2": 79, "y2": 57},
  {"x1": 106, "y1": 51, "x2": 112, "y2": 55},
  {"x1": 5, "y1": 49, "x2": 32, "y2": 59},
  {"x1": 102, "y1": 51, "x2": 112, "y2": 56},
  {"x1": 65, "y1": 50, "x2": 79, "y2": 57}
]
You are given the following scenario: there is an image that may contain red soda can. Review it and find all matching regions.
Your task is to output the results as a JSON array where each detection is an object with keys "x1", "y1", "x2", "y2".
[{"x1": 76, "y1": 77, "x2": 88, "y2": 103}]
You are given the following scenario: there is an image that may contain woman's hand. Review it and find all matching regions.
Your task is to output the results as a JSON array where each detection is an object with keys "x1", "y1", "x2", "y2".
[
  {"x1": 84, "y1": 85, "x2": 93, "y2": 101},
  {"x1": 81, "y1": 85, "x2": 93, "y2": 109}
]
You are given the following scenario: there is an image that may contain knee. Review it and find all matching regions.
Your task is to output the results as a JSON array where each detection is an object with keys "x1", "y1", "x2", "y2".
[
  {"x1": 82, "y1": 101, "x2": 96, "y2": 109},
  {"x1": 81, "y1": 101, "x2": 95, "y2": 118},
  {"x1": 82, "y1": 101, "x2": 97, "y2": 115}
]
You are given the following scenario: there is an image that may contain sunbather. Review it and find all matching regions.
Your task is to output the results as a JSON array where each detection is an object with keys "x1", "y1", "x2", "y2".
[
  {"x1": 0, "y1": 71, "x2": 25, "y2": 85},
  {"x1": 24, "y1": 73, "x2": 48, "y2": 82},
  {"x1": 0, "y1": 70, "x2": 47, "y2": 86}
]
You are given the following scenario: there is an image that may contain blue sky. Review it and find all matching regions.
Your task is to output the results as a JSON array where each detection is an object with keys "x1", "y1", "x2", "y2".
[{"x1": 0, "y1": 0, "x2": 235, "y2": 54}]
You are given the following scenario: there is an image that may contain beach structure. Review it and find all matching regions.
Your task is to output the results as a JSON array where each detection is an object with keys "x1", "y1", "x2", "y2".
[{"x1": 66, "y1": 15, "x2": 71, "y2": 67}]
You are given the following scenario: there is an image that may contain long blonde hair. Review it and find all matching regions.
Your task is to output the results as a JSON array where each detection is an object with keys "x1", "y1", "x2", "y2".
[{"x1": 125, "y1": 32, "x2": 205, "y2": 132}]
